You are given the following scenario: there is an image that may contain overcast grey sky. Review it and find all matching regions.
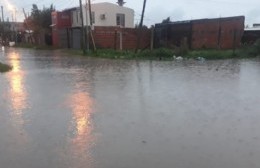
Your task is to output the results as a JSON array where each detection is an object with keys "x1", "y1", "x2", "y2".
[{"x1": 1, "y1": 0, "x2": 260, "y2": 27}]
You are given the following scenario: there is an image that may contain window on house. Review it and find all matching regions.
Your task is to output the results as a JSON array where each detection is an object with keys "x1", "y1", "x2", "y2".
[
  {"x1": 91, "y1": 11, "x2": 95, "y2": 24},
  {"x1": 116, "y1": 13, "x2": 125, "y2": 27}
]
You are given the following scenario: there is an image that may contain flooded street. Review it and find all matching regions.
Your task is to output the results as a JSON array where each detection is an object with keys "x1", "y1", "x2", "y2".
[{"x1": 1, "y1": 48, "x2": 260, "y2": 168}]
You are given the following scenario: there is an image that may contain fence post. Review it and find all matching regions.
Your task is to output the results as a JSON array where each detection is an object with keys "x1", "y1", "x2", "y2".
[
  {"x1": 119, "y1": 30, "x2": 122, "y2": 50},
  {"x1": 114, "y1": 29, "x2": 118, "y2": 50},
  {"x1": 150, "y1": 27, "x2": 154, "y2": 50}
]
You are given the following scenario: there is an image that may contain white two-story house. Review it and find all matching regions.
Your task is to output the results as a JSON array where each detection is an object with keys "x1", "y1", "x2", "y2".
[{"x1": 72, "y1": 2, "x2": 134, "y2": 28}]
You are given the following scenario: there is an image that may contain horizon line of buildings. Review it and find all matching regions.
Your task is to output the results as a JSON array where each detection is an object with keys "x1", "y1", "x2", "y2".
[
  {"x1": 1, "y1": 1, "x2": 260, "y2": 49},
  {"x1": 43, "y1": 1, "x2": 260, "y2": 49}
]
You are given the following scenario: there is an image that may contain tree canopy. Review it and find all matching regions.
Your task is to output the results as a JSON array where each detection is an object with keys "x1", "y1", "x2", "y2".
[
  {"x1": 28, "y1": 4, "x2": 55, "y2": 44},
  {"x1": 31, "y1": 4, "x2": 55, "y2": 32},
  {"x1": 162, "y1": 17, "x2": 171, "y2": 24}
]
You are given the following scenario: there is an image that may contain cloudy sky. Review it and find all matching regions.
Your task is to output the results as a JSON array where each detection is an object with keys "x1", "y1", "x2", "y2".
[{"x1": 1, "y1": 0, "x2": 260, "y2": 27}]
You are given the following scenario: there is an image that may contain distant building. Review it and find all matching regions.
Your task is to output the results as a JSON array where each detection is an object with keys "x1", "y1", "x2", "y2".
[
  {"x1": 71, "y1": 2, "x2": 134, "y2": 28},
  {"x1": 52, "y1": 2, "x2": 135, "y2": 49},
  {"x1": 253, "y1": 24, "x2": 260, "y2": 28},
  {"x1": 51, "y1": 9, "x2": 73, "y2": 48},
  {"x1": 8, "y1": 22, "x2": 25, "y2": 32},
  {"x1": 0, "y1": 21, "x2": 25, "y2": 44},
  {"x1": 154, "y1": 16, "x2": 245, "y2": 49},
  {"x1": 242, "y1": 24, "x2": 260, "y2": 44}
]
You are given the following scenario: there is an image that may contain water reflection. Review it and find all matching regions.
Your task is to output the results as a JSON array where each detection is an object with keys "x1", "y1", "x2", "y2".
[
  {"x1": 7, "y1": 52, "x2": 28, "y2": 121},
  {"x1": 69, "y1": 91, "x2": 95, "y2": 168},
  {"x1": 2, "y1": 48, "x2": 260, "y2": 168},
  {"x1": 6, "y1": 51, "x2": 29, "y2": 145}
]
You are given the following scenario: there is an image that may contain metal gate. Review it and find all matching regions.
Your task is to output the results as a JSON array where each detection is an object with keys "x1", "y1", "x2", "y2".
[
  {"x1": 58, "y1": 29, "x2": 69, "y2": 48},
  {"x1": 72, "y1": 28, "x2": 81, "y2": 49}
]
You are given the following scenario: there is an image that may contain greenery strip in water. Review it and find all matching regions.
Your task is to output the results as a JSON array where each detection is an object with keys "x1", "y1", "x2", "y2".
[{"x1": 0, "y1": 62, "x2": 12, "y2": 73}]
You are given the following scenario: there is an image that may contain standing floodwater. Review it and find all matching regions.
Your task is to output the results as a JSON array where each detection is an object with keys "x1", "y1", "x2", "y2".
[{"x1": 1, "y1": 48, "x2": 260, "y2": 168}]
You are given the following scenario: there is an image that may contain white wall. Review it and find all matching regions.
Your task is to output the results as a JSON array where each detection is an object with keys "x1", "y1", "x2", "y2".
[
  {"x1": 71, "y1": 8, "x2": 86, "y2": 27},
  {"x1": 71, "y1": 2, "x2": 134, "y2": 28}
]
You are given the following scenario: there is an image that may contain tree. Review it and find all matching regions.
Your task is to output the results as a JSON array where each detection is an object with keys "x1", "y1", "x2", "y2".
[
  {"x1": 162, "y1": 17, "x2": 171, "y2": 24},
  {"x1": 30, "y1": 4, "x2": 55, "y2": 44}
]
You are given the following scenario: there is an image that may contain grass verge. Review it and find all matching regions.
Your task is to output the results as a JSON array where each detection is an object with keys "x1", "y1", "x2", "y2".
[
  {"x1": 65, "y1": 48, "x2": 175, "y2": 60},
  {"x1": 0, "y1": 62, "x2": 12, "y2": 73},
  {"x1": 65, "y1": 47, "x2": 259, "y2": 60},
  {"x1": 15, "y1": 40, "x2": 260, "y2": 60}
]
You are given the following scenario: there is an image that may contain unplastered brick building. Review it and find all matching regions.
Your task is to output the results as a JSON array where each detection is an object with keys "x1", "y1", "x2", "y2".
[
  {"x1": 51, "y1": 9, "x2": 73, "y2": 48},
  {"x1": 154, "y1": 16, "x2": 245, "y2": 49}
]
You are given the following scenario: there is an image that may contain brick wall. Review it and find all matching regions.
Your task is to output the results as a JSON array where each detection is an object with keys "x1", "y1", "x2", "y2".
[
  {"x1": 93, "y1": 26, "x2": 151, "y2": 50},
  {"x1": 191, "y1": 19, "x2": 220, "y2": 49},
  {"x1": 192, "y1": 16, "x2": 244, "y2": 49},
  {"x1": 154, "y1": 22, "x2": 192, "y2": 48},
  {"x1": 52, "y1": 11, "x2": 72, "y2": 47},
  {"x1": 154, "y1": 16, "x2": 245, "y2": 50},
  {"x1": 219, "y1": 17, "x2": 244, "y2": 49},
  {"x1": 52, "y1": 11, "x2": 72, "y2": 29}
]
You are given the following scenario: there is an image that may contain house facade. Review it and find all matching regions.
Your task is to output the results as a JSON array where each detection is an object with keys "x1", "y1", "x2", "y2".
[
  {"x1": 71, "y1": 2, "x2": 134, "y2": 28},
  {"x1": 52, "y1": 2, "x2": 136, "y2": 49},
  {"x1": 51, "y1": 9, "x2": 72, "y2": 48}
]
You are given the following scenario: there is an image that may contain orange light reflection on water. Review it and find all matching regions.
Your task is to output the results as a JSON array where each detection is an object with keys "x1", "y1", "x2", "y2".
[
  {"x1": 69, "y1": 91, "x2": 95, "y2": 167},
  {"x1": 72, "y1": 92, "x2": 93, "y2": 138},
  {"x1": 7, "y1": 52, "x2": 28, "y2": 129}
]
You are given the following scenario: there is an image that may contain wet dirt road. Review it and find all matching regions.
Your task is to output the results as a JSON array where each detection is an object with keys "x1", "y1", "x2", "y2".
[{"x1": 1, "y1": 48, "x2": 260, "y2": 168}]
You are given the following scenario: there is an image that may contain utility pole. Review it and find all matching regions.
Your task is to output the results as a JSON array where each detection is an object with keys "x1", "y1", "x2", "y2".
[
  {"x1": 232, "y1": 29, "x2": 237, "y2": 55},
  {"x1": 135, "y1": 0, "x2": 147, "y2": 53},
  {"x1": 85, "y1": 0, "x2": 89, "y2": 52},
  {"x1": 23, "y1": 8, "x2": 33, "y2": 43},
  {"x1": 1, "y1": 6, "x2": 4, "y2": 22},
  {"x1": 14, "y1": 9, "x2": 17, "y2": 22},
  {"x1": 139, "y1": 0, "x2": 147, "y2": 28},
  {"x1": 79, "y1": 0, "x2": 86, "y2": 54},
  {"x1": 1, "y1": 6, "x2": 4, "y2": 45},
  {"x1": 88, "y1": 0, "x2": 96, "y2": 51}
]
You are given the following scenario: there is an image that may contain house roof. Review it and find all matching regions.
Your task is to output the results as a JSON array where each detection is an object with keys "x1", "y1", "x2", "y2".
[
  {"x1": 60, "y1": 2, "x2": 134, "y2": 12},
  {"x1": 156, "y1": 16, "x2": 245, "y2": 26},
  {"x1": 59, "y1": 2, "x2": 133, "y2": 12},
  {"x1": 91, "y1": 2, "x2": 134, "y2": 11}
]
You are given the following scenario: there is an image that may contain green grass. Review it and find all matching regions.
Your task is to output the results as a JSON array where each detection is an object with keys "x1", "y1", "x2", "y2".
[
  {"x1": 64, "y1": 48, "x2": 175, "y2": 60},
  {"x1": 0, "y1": 62, "x2": 12, "y2": 73},
  {"x1": 65, "y1": 47, "x2": 258, "y2": 60},
  {"x1": 186, "y1": 49, "x2": 237, "y2": 60},
  {"x1": 184, "y1": 40, "x2": 260, "y2": 60},
  {"x1": 15, "y1": 40, "x2": 260, "y2": 60}
]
